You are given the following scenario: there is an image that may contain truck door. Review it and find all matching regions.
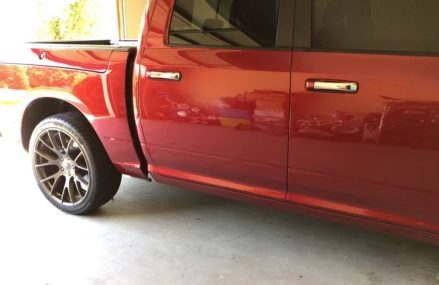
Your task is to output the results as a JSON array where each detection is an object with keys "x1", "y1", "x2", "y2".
[
  {"x1": 289, "y1": 0, "x2": 439, "y2": 233},
  {"x1": 138, "y1": 0, "x2": 294, "y2": 200}
]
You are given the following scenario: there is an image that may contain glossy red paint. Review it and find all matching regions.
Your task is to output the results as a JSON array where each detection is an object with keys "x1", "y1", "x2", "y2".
[
  {"x1": 130, "y1": 0, "x2": 439, "y2": 242},
  {"x1": 132, "y1": 0, "x2": 439, "y2": 243},
  {"x1": 137, "y1": 0, "x2": 291, "y2": 200},
  {"x1": 0, "y1": 46, "x2": 143, "y2": 177},
  {"x1": 133, "y1": 0, "x2": 157, "y2": 148},
  {"x1": 0, "y1": 44, "x2": 112, "y2": 72},
  {"x1": 289, "y1": 51, "x2": 439, "y2": 234},
  {"x1": 0, "y1": 0, "x2": 437, "y2": 244}
]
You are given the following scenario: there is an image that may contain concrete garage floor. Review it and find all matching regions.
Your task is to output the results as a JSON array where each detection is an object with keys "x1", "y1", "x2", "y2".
[{"x1": 0, "y1": 140, "x2": 438, "y2": 285}]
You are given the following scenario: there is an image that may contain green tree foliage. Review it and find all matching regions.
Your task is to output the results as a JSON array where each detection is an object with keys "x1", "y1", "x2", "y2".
[{"x1": 39, "y1": 0, "x2": 98, "y2": 40}]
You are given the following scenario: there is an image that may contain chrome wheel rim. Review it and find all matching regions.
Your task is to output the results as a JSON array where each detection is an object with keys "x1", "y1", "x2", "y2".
[{"x1": 33, "y1": 129, "x2": 90, "y2": 206}]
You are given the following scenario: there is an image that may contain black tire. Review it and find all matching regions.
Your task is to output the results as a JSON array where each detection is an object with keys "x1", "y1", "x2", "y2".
[{"x1": 29, "y1": 112, "x2": 122, "y2": 215}]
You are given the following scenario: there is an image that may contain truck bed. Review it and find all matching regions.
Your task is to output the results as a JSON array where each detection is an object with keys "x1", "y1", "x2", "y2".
[{"x1": 0, "y1": 40, "x2": 137, "y2": 73}]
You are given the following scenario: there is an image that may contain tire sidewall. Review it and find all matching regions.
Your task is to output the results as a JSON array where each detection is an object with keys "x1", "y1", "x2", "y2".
[{"x1": 30, "y1": 118, "x2": 99, "y2": 214}]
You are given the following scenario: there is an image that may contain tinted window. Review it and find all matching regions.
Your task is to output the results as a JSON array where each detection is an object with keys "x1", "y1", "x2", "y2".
[
  {"x1": 312, "y1": 0, "x2": 439, "y2": 54},
  {"x1": 169, "y1": 0, "x2": 280, "y2": 48}
]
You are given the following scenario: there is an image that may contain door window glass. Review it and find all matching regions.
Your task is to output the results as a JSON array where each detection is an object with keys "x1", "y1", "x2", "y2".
[
  {"x1": 169, "y1": 0, "x2": 280, "y2": 48},
  {"x1": 312, "y1": 0, "x2": 439, "y2": 53}
]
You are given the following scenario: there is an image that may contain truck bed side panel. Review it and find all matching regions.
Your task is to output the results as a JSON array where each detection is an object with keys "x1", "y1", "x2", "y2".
[{"x1": 0, "y1": 46, "x2": 144, "y2": 177}]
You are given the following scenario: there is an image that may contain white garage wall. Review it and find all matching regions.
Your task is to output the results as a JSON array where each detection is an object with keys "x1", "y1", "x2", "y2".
[{"x1": 118, "y1": 0, "x2": 148, "y2": 40}]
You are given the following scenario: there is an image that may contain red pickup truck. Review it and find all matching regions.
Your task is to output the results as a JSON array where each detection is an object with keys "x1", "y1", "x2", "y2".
[{"x1": 0, "y1": 0, "x2": 438, "y2": 244}]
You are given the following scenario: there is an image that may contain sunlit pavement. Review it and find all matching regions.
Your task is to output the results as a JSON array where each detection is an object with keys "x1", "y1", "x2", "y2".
[{"x1": 0, "y1": 140, "x2": 438, "y2": 285}]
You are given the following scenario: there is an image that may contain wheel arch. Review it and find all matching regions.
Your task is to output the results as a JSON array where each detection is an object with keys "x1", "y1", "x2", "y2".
[{"x1": 21, "y1": 97, "x2": 91, "y2": 151}]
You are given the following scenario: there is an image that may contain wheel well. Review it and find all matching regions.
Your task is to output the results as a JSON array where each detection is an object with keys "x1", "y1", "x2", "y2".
[{"x1": 21, "y1": 98, "x2": 87, "y2": 151}]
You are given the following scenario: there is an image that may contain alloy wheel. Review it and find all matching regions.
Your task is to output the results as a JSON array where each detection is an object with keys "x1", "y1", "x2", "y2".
[{"x1": 33, "y1": 129, "x2": 90, "y2": 206}]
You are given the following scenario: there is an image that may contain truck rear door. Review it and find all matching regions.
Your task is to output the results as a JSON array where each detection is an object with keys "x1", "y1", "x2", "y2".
[
  {"x1": 138, "y1": 0, "x2": 293, "y2": 200},
  {"x1": 289, "y1": 0, "x2": 439, "y2": 233}
]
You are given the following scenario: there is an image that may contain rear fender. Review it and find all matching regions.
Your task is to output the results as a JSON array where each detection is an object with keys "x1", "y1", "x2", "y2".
[{"x1": 0, "y1": 49, "x2": 145, "y2": 177}]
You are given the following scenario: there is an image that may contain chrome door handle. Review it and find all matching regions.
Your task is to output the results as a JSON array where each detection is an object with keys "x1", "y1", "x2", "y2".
[
  {"x1": 147, "y1": 71, "x2": 181, "y2": 81},
  {"x1": 306, "y1": 80, "x2": 358, "y2": 93}
]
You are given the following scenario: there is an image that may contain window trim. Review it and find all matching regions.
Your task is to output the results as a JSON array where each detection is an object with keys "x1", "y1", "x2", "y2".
[
  {"x1": 165, "y1": 0, "x2": 294, "y2": 51},
  {"x1": 293, "y1": 0, "x2": 439, "y2": 57}
]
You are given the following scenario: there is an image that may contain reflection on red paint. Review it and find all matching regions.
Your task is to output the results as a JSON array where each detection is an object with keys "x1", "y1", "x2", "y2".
[
  {"x1": 0, "y1": 47, "x2": 142, "y2": 178},
  {"x1": 151, "y1": 165, "x2": 285, "y2": 200}
]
